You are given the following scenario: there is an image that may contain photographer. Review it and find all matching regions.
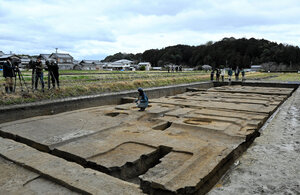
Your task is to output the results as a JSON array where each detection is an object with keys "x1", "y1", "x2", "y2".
[
  {"x1": 50, "y1": 60, "x2": 59, "y2": 89},
  {"x1": 46, "y1": 60, "x2": 60, "y2": 89},
  {"x1": 3, "y1": 58, "x2": 15, "y2": 93},
  {"x1": 29, "y1": 60, "x2": 36, "y2": 89},
  {"x1": 35, "y1": 58, "x2": 45, "y2": 92}
]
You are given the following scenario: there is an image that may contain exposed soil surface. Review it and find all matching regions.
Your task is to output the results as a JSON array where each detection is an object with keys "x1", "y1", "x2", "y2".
[{"x1": 209, "y1": 87, "x2": 300, "y2": 195}]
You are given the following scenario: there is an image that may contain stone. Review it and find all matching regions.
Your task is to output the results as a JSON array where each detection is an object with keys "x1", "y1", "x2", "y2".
[
  {"x1": 0, "y1": 137, "x2": 143, "y2": 195},
  {"x1": 0, "y1": 85, "x2": 295, "y2": 194}
]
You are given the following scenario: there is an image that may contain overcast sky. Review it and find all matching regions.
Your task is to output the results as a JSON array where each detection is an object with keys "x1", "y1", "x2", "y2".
[{"x1": 0, "y1": 0, "x2": 300, "y2": 60}]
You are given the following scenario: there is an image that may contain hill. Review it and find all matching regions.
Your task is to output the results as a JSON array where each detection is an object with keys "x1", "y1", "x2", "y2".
[{"x1": 102, "y1": 37, "x2": 300, "y2": 70}]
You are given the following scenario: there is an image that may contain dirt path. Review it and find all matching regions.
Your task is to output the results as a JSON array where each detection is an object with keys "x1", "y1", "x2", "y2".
[{"x1": 209, "y1": 87, "x2": 300, "y2": 195}]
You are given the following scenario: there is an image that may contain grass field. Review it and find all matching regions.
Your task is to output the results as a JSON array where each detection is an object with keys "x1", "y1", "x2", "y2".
[
  {"x1": 0, "y1": 70, "x2": 298, "y2": 105},
  {"x1": 265, "y1": 73, "x2": 300, "y2": 82}
]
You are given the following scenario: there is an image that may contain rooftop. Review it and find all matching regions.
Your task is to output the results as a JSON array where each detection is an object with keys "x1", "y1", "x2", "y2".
[
  {"x1": 39, "y1": 54, "x2": 51, "y2": 59},
  {"x1": 113, "y1": 59, "x2": 133, "y2": 63},
  {"x1": 50, "y1": 53, "x2": 73, "y2": 59},
  {"x1": 80, "y1": 60, "x2": 101, "y2": 64},
  {"x1": 0, "y1": 54, "x2": 20, "y2": 60}
]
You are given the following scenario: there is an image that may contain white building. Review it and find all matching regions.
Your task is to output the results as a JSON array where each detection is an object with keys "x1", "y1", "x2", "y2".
[
  {"x1": 250, "y1": 65, "x2": 263, "y2": 72},
  {"x1": 79, "y1": 60, "x2": 103, "y2": 70},
  {"x1": 138, "y1": 62, "x2": 151, "y2": 71},
  {"x1": 103, "y1": 59, "x2": 134, "y2": 71},
  {"x1": 19, "y1": 56, "x2": 31, "y2": 68},
  {"x1": 152, "y1": 67, "x2": 162, "y2": 71}
]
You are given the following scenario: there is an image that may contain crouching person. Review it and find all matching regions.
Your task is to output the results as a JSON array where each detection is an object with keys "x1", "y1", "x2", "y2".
[{"x1": 135, "y1": 88, "x2": 148, "y2": 111}]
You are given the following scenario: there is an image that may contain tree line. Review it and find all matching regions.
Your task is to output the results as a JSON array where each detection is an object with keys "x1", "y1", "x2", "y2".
[{"x1": 102, "y1": 37, "x2": 300, "y2": 70}]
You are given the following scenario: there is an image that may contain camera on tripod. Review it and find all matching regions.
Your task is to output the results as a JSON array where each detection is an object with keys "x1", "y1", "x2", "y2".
[
  {"x1": 11, "y1": 58, "x2": 29, "y2": 93},
  {"x1": 12, "y1": 59, "x2": 21, "y2": 73}
]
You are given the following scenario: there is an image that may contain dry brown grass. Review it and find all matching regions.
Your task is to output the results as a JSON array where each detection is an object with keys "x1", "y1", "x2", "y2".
[{"x1": 0, "y1": 72, "x2": 280, "y2": 105}]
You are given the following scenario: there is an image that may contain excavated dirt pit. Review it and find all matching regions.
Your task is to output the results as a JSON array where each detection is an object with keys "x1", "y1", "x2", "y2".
[{"x1": 0, "y1": 85, "x2": 296, "y2": 194}]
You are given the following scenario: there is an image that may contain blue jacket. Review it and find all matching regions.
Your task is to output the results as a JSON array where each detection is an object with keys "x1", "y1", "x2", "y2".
[
  {"x1": 140, "y1": 92, "x2": 148, "y2": 103},
  {"x1": 137, "y1": 91, "x2": 148, "y2": 108}
]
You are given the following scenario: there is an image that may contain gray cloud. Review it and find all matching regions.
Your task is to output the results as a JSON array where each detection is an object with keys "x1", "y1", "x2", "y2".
[{"x1": 0, "y1": 0, "x2": 299, "y2": 60}]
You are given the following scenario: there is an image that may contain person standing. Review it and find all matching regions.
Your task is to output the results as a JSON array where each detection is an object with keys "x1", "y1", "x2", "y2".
[
  {"x1": 216, "y1": 69, "x2": 220, "y2": 82},
  {"x1": 46, "y1": 60, "x2": 51, "y2": 89},
  {"x1": 35, "y1": 58, "x2": 44, "y2": 92},
  {"x1": 210, "y1": 70, "x2": 214, "y2": 81},
  {"x1": 29, "y1": 60, "x2": 36, "y2": 89},
  {"x1": 3, "y1": 58, "x2": 15, "y2": 93},
  {"x1": 228, "y1": 68, "x2": 233, "y2": 83},
  {"x1": 241, "y1": 69, "x2": 246, "y2": 81},
  {"x1": 51, "y1": 60, "x2": 60, "y2": 89},
  {"x1": 135, "y1": 88, "x2": 148, "y2": 111},
  {"x1": 221, "y1": 68, "x2": 225, "y2": 82},
  {"x1": 235, "y1": 66, "x2": 240, "y2": 81}
]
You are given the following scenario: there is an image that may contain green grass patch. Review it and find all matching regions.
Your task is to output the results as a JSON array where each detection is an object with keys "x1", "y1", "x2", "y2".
[{"x1": 265, "y1": 73, "x2": 300, "y2": 82}]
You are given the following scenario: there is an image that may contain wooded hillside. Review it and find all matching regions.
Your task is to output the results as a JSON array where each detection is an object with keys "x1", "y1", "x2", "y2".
[{"x1": 102, "y1": 37, "x2": 300, "y2": 70}]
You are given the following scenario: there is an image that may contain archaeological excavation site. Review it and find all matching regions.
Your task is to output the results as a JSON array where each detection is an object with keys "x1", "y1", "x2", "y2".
[{"x1": 0, "y1": 81, "x2": 299, "y2": 195}]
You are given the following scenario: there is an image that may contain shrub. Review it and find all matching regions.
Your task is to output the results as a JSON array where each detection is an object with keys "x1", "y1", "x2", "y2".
[{"x1": 139, "y1": 65, "x2": 146, "y2": 71}]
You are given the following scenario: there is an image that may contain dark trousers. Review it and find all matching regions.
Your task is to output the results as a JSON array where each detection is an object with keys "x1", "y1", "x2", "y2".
[
  {"x1": 35, "y1": 72, "x2": 44, "y2": 90},
  {"x1": 50, "y1": 70, "x2": 59, "y2": 87}
]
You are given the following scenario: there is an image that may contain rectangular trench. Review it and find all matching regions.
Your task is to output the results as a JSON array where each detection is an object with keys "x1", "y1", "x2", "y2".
[{"x1": 0, "y1": 82, "x2": 298, "y2": 195}]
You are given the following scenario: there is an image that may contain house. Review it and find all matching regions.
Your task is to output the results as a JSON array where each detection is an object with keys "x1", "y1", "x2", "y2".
[
  {"x1": 49, "y1": 53, "x2": 73, "y2": 63},
  {"x1": 202, "y1": 65, "x2": 212, "y2": 71},
  {"x1": 113, "y1": 59, "x2": 134, "y2": 65},
  {"x1": 49, "y1": 53, "x2": 74, "y2": 70},
  {"x1": 138, "y1": 62, "x2": 151, "y2": 71},
  {"x1": 183, "y1": 68, "x2": 194, "y2": 71},
  {"x1": 0, "y1": 54, "x2": 21, "y2": 65},
  {"x1": 103, "y1": 59, "x2": 134, "y2": 71},
  {"x1": 19, "y1": 55, "x2": 31, "y2": 69},
  {"x1": 0, "y1": 54, "x2": 20, "y2": 60},
  {"x1": 38, "y1": 54, "x2": 51, "y2": 60},
  {"x1": 152, "y1": 67, "x2": 163, "y2": 71},
  {"x1": 0, "y1": 51, "x2": 5, "y2": 56},
  {"x1": 250, "y1": 65, "x2": 263, "y2": 72},
  {"x1": 79, "y1": 60, "x2": 103, "y2": 70}
]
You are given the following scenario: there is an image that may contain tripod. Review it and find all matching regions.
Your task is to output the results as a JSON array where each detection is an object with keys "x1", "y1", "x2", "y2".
[
  {"x1": 32, "y1": 68, "x2": 36, "y2": 90},
  {"x1": 13, "y1": 68, "x2": 29, "y2": 93},
  {"x1": 47, "y1": 68, "x2": 58, "y2": 89}
]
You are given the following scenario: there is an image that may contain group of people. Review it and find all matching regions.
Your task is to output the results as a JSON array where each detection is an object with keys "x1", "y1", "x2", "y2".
[
  {"x1": 167, "y1": 66, "x2": 183, "y2": 73},
  {"x1": 2, "y1": 57, "x2": 60, "y2": 94},
  {"x1": 30, "y1": 58, "x2": 60, "y2": 92},
  {"x1": 3, "y1": 56, "x2": 149, "y2": 113},
  {"x1": 210, "y1": 67, "x2": 245, "y2": 82}
]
